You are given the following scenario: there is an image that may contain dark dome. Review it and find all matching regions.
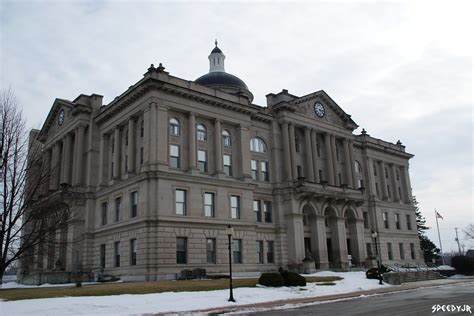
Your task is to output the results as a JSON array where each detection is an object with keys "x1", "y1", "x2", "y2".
[
  {"x1": 195, "y1": 71, "x2": 249, "y2": 90},
  {"x1": 211, "y1": 46, "x2": 223, "y2": 54}
]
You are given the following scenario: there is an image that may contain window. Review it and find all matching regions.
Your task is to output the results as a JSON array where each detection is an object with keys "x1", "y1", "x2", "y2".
[
  {"x1": 125, "y1": 130, "x2": 129, "y2": 147},
  {"x1": 399, "y1": 243, "x2": 405, "y2": 260},
  {"x1": 206, "y1": 238, "x2": 216, "y2": 264},
  {"x1": 375, "y1": 183, "x2": 380, "y2": 196},
  {"x1": 385, "y1": 167, "x2": 388, "y2": 179},
  {"x1": 264, "y1": 201, "x2": 272, "y2": 223},
  {"x1": 175, "y1": 189, "x2": 186, "y2": 215},
  {"x1": 261, "y1": 161, "x2": 269, "y2": 181},
  {"x1": 318, "y1": 169, "x2": 323, "y2": 182},
  {"x1": 176, "y1": 237, "x2": 187, "y2": 264},
  {"x1": 406, "y1": 214, "x2": 412, "y2": 230},
  {"x1": 295, "y1": 136, "x2": 300, "y2": 152},
  {"x1": 387, "y1": 243, "x2": 393, "y2": 260},
  {"x1": 316, "y1": 142, "x2": 321, "y2": 157},
  {"x1": 170, "y1": 144, "x2": 180, "y2": 168},
  {"x1": 251, "y1": 160, "x2": 258, "y2": 180},
  {"x1": 366, "y1": 243, "x2": 373, "y2": 258},
  {"x1": 223, "y1": 154, "x2": 232, "y2": 176},
  {"x1": 230, "y1": 195, "x2": 240, "y2": 219},
  {"x1": 197, "y1": 124, "x2": 207, "y2": 141},
  {"x1": 256, "y1": 241, "x2": 263, "y2": 264},
  {"x1": 373, "y1": 162, "x2": 377, "y2": 176},
  {"x1": 140, "y1": 120, "x2": 144, "y2": 138},
  {"x1": 114, "y1": 241, "x2": 120, "y2": 267},
  {"x1": 169, "y1": 118, "x2": 180, "y2": 136},
  {"x1": 358, "y1": 179, "x2": 365, "y2": 189},
  {"x1": 363, "y1": 211, "x2": 369, "y2": 229},
  {"x1": 398, "y1": 187, "x2": 402, "y2": 199},
  {"x1": 131, "y1": 191, "x2": 138, "y2": 217},
  {"x1": 383, "y1": 212, "x2": 389, "y2": 229},
  {"x1": 130, "y1": 239, "x2": 137, "y2": 266},
  {"x1": 125, "y1": 155, "x2": 128, "y2": 172},
  {"x1": 204, "y1": 192, "x2": 215, "y2": 217},
  {"x1": 140, "y1": 147, "x2": 144, "y2": 164},
  {"x1": 232, "y1": 239, "x2": 242, "y2": 264},
  {"x1": 101, "y1": 201, "x2": 108, "y2": 226},
  {"x1": 297, "y1": 165, "x2": 302, "y2": 178},
  {"x1": 267, "y1": 241, "x2": 275, "y2": 263},
  {"x1": 395, "y1": 213, "x2": 400, "y2": 230},
  {"x1": 100, "y1": 244, "x2": 106, "y2": 268},
  {"x1": 250, "y1": 137, "x2": 267, "y2": 153},
  {"x1": 410, "y1": 243, "x2": 416, "y2": 259},
  {"x1": 335, "y1": 144, "x2": 340, "y2": 161},
  {"x1": 198, "y1": 150, "x2": 207, "y2": 173},
  {"x1": 338, "y1": 173, "x2": 342, "y2": 186},
  {"x1": 387, "y1": 185, "x2": 391, "y2": 199},
  {"x1": 254, "y1": 200, "x2": 261, "y2": 222},
  {"x1": 223, "y1": 130, "x2": 232, "y2": 147},
  {"x1": 355, "y1": 160, "x2": 362, "y2": 173},
  {"x1": 396, "y1": 169, "x2": 400, "y2": 181},
  {"x1": 115, "y1": 197, "x2": 121, "y2": 222}
]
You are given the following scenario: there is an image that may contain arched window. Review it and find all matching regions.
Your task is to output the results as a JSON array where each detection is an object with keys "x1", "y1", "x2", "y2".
[
  {"x1": 250, "y1": 137, "x2": 267, "y2": 153},
  {"x1": 169, "y1": 118, "x2": 180, "y2": 136},
  {"x1": 354, "y1": 160, "x2": 362, "y2": 173},
  {"x1": 222, "y1": 130, "x2": 231, "y2": 147},
  {"x1": 197, "y1": 124, "x2": 207, "y2": 141},
  {"x1": 140, "y1": 120, "x2": 144, "y2": 138}
]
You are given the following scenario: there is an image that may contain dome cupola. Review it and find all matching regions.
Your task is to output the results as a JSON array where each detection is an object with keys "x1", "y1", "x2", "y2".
[{"x1": 195, "y1": 40, "x2": 253, "y2": 102}]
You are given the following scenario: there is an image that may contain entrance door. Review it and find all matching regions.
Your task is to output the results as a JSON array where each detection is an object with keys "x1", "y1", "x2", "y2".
[{"x1": 326, "y1": 238, "x2": 333, "y2": 263}]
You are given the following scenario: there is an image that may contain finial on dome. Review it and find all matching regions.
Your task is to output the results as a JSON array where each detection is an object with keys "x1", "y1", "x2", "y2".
[{"x1": 215, "y1": 39, "x2": 218, "y2": 47}]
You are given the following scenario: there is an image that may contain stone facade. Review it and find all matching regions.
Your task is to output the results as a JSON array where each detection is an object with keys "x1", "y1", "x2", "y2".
[{"x1": 21, "y1": 45, "x2": 422, "y2": 282}]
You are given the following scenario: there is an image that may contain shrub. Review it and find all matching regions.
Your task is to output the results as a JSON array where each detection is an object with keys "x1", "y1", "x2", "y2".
[
  {"x1": 451, "y1": 256, "x2": 474, "y2": 275},
  {"x1": 258, "y1": 273, "x2": 285, "y2": 287},
  {"x1": 366, "y1": 265, "x2": 391, "y2": 279},
  {"x1": 280, "y1": 270, "x2": 306, "y2": 286}
]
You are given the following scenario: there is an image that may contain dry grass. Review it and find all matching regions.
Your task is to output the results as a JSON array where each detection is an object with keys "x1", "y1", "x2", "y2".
[{"x1": 0, "y1": 276, "x2": 343, "y2": 301}]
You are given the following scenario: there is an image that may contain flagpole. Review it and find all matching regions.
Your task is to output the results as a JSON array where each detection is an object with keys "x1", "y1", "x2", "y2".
[{"x1": 435, "y1": 209, "x2": 444, "y2": 264}]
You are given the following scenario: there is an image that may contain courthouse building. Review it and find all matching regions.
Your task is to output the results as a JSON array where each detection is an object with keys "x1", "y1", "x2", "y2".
[{"x1": 22, "y1": 43, "x2": 421, "y2": 281}]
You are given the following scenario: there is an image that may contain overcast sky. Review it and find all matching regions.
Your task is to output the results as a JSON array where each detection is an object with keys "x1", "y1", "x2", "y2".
[{"x1": 1, "y1": 0, "x2": 473, "y2": 252}]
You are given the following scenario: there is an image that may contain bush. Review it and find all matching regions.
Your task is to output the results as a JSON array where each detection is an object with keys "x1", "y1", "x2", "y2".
[
  {"x1": 280, "y1": 270, "x2": 306, "y2": 286},
  {"x1": 366, "y1": 265, "x2": 391, "y2": 279},
  {"x1": 258, "y1": 273, "x2": 285, "y2": 287},
  {"x1": 451, "y1": 256, "x2": 474, "y2": 275}
]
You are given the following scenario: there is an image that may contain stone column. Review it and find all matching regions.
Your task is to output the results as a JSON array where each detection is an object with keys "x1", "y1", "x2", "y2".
[
  {"x1": 330, "y1": 135, "x2": 338, "y2": 185},
  {"x1": 380, "y1": 161, "x2": 389, "y2": 200},
  {"x1": 367, "y1": 157, "x2": 378, "y2": 199},
  {"x1": 214, "y1": 119, "x2": 223, "y2": 174},
  {"x1": 127, "y1": 118, "x2": 136, "y2": 173},
  {"x1": 60, "y1": 134, "x2": 71, "y2": 185},
  {"x1": 113, "y1": 126, "x2": 121, "y2": 179},
  {"x1": 188, "y1": 113, "x2": 196, "y2": 171},
  {"x1": 343, "y1": 138, "x2": 353, "y2": 188},
  {"x1": 304, "y1": 127, "x2": 314, "y2": 182},
  {"x1": 349, "y1": 219, "x2": 366, "y2": 265},
  {"x1": 390, "y1": 164, "x2": 400, "y2": 202},
  {"x1": 311, "y1": 130, "x2": 320, "y2": 183},
  {"x1": 149, "y1": 103, "x2": 158, "y2": 169},
  {"x1": 49, "y1": 142, "x2": 61, "y2": 190},
  {"x1": 98, "y1": 133, "x2": 109, "y2": 186},
  {"x1": 281, "y1": 121, "x2": 292, "y2": 181},
  {"x1": 349, "y1": 140, "x2": 357, "y2": 188},
  {"x1": 238, "y1": 125, "x2": 251, "y2": 179},
  {"x1": 312, "y1": 215, "x2": 329, "y2": 269},
  {"x1": 285, "y1": 213, "x2": 305, "y2": 263},
  {"x1": 289, "y1": 123, "x2": 298, "y2": 179},
  {"x1": 73, "y1": 125, "x2": 85, "y2": 186},
  {"x1": 400, "y1": 166, "x2": 413, "y2": 203},
  {"x1": 156, "y1": 105, "x2": 169, "y2": 170},
  {"x1": 334, "y1": 217, "x2": 349, "y2": 269},
  {"x1": 324, "y1": 133, "x2": 335, "y2": 185},
  {"x1": 42, "y1": 148, "x2": 52, "y2": 193}
]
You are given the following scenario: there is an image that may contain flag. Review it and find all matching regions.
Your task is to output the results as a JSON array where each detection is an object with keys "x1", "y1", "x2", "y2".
[{"x1": 436, "y1": 211, "x2": 443, "y2": 220}]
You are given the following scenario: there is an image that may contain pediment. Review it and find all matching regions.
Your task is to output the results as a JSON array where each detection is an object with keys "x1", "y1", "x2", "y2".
[
  {"x1": 291, "y1": 90, "x2": 358, "y2": 130},
  {"x1": 38, "y1": 99, "x2": 74, "y2": 142}
]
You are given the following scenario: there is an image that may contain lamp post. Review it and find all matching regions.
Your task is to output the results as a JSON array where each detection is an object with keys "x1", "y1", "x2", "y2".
[
  {"x1": 371, "y1": 231, "x2": 383, "y2": 285},
  {"x1": 225, "y1": 224, "x2": 235, "y2": 302}
]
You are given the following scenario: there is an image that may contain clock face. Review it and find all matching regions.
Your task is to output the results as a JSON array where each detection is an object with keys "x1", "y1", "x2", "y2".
[
  {"x1": 58, "y1": 109, "x2": 65, "y2": 126},
  {"x1": 314, "y1": 102, "x2": 325, "y2": 118}
]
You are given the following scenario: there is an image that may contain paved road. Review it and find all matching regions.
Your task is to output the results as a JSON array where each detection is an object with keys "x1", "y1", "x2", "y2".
[{"x1": 251, "y1": 282, "x2": 474, "y2": 316}]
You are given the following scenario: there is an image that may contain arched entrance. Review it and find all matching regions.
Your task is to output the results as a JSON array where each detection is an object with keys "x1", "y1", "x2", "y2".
[{"x1": 324, "y1": 206, "x2": 349, "y2": 269}]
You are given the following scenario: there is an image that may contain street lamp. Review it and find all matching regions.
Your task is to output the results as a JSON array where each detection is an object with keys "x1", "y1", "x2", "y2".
[
  {"x1": 371, "y1": 231, "x2": 383, "y2": 285},
  {"x1": 225, "y1": 224, "x2": 236, "y2": 302}
]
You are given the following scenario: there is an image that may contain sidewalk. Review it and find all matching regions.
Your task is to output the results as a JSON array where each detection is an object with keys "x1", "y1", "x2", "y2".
[{"x1": 185, "y1": 278, "x2": 474, "y2": 315}]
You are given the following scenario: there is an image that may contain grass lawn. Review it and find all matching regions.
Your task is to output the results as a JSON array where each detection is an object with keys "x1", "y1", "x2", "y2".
[{"x1": 0, "y1": 276, "x2": 342, "y2": 301}]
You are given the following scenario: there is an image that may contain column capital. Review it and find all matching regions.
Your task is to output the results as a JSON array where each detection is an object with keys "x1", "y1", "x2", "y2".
[{"x1": 189, "y1": 112, "x2": 197, "y2": 117}]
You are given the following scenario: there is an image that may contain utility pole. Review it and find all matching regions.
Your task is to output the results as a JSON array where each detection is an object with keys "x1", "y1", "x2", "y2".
[{"x1": 455, "y1": 228, "x2": 462, "y2": 255}]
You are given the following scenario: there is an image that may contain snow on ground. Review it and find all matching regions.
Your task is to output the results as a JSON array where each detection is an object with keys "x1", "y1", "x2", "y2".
[
  {"x1": 0, "y1": 271, "x2": 392, "y2": 316},
  {"x1": 1, "y1": 281, "x2": 121, "y2": 289}
]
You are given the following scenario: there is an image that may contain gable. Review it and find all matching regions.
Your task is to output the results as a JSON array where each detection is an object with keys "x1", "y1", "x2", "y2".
[
  {"x1": 291, "y1": 90, "x2": 358, "y2": 131},
  {"x1": 38, "y1": 99, "x2": 74, "y2": 142}
]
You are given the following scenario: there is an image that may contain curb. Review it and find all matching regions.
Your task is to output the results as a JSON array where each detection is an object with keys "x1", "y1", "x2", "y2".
[{"x1": 175, "y1": 279, "x2": 474, "y2": 315}]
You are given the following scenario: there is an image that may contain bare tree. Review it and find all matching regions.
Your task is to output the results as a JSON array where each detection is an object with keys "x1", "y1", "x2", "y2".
[
  {"x1": 0, "y1": 88, "x2": 71, "y2": 281},
  {"x1": 465, "y1": 223, "x2": 474, "y2": 240}
]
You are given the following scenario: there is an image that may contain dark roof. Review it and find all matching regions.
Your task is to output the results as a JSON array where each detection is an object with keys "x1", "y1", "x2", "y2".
[
  {"x1": 195, "y1": 71, "x2": 249, "y2": 90},
  {"x1": 211, "y1": 46, "x2": 223, "y2": 54}
]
